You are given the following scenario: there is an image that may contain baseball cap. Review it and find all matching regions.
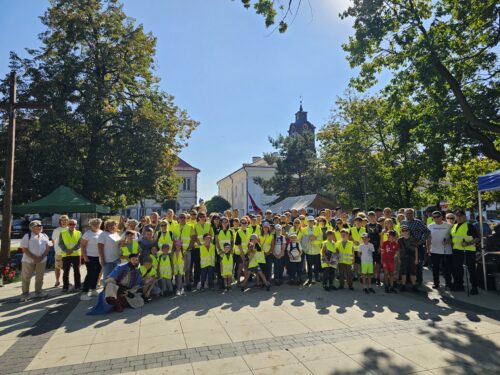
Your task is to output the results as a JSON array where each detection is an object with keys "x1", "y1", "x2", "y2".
[
  {"x1": 307, "y1": 216, "x2": 315, "y2": 221},
  {"x1": 275, "y1": 224, "x2": 282, "y2": 230},
  {"x1": 29, "y1": 220, "x2": 42, "y2": 229},
  {"x1": 250, "y1": 234, "x2": 258, "y2": 240},
  {"x1": 361, "y1": 233, "x2": 369, "y2": 238}
]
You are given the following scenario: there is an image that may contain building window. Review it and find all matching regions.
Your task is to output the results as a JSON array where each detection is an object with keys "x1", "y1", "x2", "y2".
[{"x1": 182, "y1": 178, "x2": 191, "y2": 191}]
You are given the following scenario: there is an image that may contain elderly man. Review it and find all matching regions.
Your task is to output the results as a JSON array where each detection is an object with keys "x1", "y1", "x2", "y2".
[
  {"x1": 401, "y1": 208, "x2": 430, "y2": 285},
  {"x1": 20, "y1": 220, "x2": 50, "y2": 302},
  {"x1": 51, "y1": 214, "x2": 69, "y2": 287},
  {"x1": 451, "y1": 209, "x2": 480, "y2": 294},
  {"x1": 59, "y1": 219, "x2": 82, "y2": 293}
]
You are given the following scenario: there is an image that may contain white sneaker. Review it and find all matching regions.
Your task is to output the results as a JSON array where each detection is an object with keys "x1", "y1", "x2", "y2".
[
  {"x1": 196, "y1": 282, "x2": 201, "y2": 290},
  {"x1": 176, "y1": 290, "x2": 181, "y2": 296},
  {"x1": 19, "y1": 295, "x2": 29, "y2": 302},
  {"x1": 80, "y1": 293, "x2": 92, "y2": 301},
  {"x1": 90, "y1": 289, "x2": 99, "y2": 297},
  {"x1": 180, "y1": 288, "x2": 185, "y2": 295}
]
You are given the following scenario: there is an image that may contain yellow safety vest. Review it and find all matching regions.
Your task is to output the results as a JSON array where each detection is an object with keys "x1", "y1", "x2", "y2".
[
  {"x1": 288, "y1": 226, "x2": 303, "y2": 240},
  {"x1": 195, "y1": 222, "x2": 212, "y2": 245},
  {"x1": 139, "y1": 264, "x2": 157, "y2": 278},
  {"x1": 350, "y1": 226, "x2": 366, "y2": 250},
  {"x1": 248, "y1": 225, "x2": 261, "y2": 237},
  {"x1": 394, "y1": 223, "x2": 401, "y2": 236},
  {"x1": 321, "y1": 240, "x2": 337, "y2": 268},
  {"x1": 302, "y1": 226, "x2": 323, "y2": 255},
  {"x1": 451, "y1": 223, "x2": 476, "y2": 251},
  {"x1": 260, "y1": 233, "x2": 273, "y2": 254},
  {"x1": 179, "y1": 224, "x2": 193, "y2": 251},
  {"x1": 427, "y1": 217, "x2": 434, "y2": 225},
  {"x1": 248, "y1": 251, "x2": 259, "y2": 268},
  {"x1": 158, "y1": 254, "x2": 172, "y2": 279},
  {"x1": 121, "y1": 241, "x2": 139, "y2": 257},
  {"x1": 60, "y1": 230, "x2": 82, "y2": 257},
  {"x1": 335, "y1": 240, "x2": 354, "y2": 265},
  {"x1": 220, "y1": 253, "x2": 233, "y2": 277},
  {"x1": 157, "y1": 231, "x2": 174, "y2": 249},
  {"x1": 200, "y1": 244, "x2": 216, "y2": 268},
  {"x1": 236, "y1": 228, "x2": 251, "y2": 255},
  {"x1": 172, "y1": 251, "x2": 184, "y2": 275},
  {"x1": 167, "y1": 220, "x2": 180, "y2": 237},
  {"x1": 218, "y1": 229, "x2": 233, "y2": 249}
]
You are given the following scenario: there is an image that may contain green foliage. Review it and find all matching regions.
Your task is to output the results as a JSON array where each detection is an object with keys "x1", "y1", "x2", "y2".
[
  {"x1": 254, "y1": 131, "x2": 330, "y2": 202},
  {"x1": 341, "y1": 0, "x2": 499, "y2": 161},
  {"x1": 0, "y1": 0, "x2": 197, "y2": 211},
  {"x1": 205, "y1": 195, "x2": 231, "y2": 213}
]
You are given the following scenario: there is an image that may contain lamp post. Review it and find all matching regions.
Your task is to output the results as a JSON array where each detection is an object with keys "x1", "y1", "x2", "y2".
[{"x1": 0, "y1": 71, "x2": 51, "y2": 262}]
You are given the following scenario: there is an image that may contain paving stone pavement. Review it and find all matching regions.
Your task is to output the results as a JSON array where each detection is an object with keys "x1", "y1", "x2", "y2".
[{"x1": 1, "y1": 268, "x2": 499, "y2": 375}]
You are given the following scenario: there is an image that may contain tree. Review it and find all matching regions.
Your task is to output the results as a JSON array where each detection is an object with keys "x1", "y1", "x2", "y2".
[
  {"x1": 319, "y1": 93, "x2": 430, "y2": 208},
  {"x1": 0, "y1": 0, "x2": 197, "y2": 210},
  {"x1": 254, "y1": 131, "x2": 330, "y2": 202},
  {"x1": 241, "y1": 0, "x2": 499, "y2": 161},
  {"x1": 205, "y1": 195, "x2": 231, "y2": 213}
]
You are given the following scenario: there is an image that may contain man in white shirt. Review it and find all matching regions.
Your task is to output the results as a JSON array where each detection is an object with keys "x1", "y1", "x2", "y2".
[
  {"x1": 20, "y1": 220, "x2": 50, "y2": 302},
  {"x1": 51, "y1": 214, "x2": 69, "y2": 287},
  {"x1": 426, "y1": 211, "x2": 453, "y2": 289}
]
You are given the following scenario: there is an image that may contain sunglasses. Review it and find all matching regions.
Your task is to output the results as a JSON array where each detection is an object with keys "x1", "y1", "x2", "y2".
[
  {"x1": 401, "y1": 229, "x2": 409, "y2": 232},
  {"x1": 68, "y1": 223, "x2": 76, "y2": 226},
  {"x1": 160, "y1": 224, "x2": 167, "y2": 227},
  {"x1": 432, "y1": 215, "x2": 441, "y2": 219}
]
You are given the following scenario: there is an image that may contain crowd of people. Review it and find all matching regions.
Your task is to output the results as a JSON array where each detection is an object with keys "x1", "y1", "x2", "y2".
[{"x1": 18, "y1": 205, "x2": 495, "y2": 312}]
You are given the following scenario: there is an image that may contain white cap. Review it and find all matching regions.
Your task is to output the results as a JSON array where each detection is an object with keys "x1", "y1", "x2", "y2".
[{"x1": 307, "y1": 216, "x2": 315, "y2": 221}]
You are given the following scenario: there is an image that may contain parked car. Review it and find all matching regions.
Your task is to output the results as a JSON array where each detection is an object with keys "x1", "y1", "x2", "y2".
[{"x1": 11, "y1": 219, "x2": 26, "y2": 238}]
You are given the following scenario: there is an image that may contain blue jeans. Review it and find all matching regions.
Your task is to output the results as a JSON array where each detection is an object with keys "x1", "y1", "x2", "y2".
[
  {"x1": 103, "y1": 260, "x2": 121, "y2": 282},
  {"x1": 200, "y1": 266, "x2": 214, "y2": 288},
  {"x1": 289, "y1": 262, "x2": 301, "y2": 281},
  {"x1": 273, "y1": 255, "x2": 285, "y2": 281}
]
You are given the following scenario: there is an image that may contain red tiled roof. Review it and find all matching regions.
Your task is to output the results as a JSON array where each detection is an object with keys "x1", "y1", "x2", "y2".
[{"x1": 175, "y1": 158, "x2": 200, "y2": 172}]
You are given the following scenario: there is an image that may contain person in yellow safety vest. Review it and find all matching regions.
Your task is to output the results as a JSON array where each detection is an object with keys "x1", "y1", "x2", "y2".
[
  {"x1": 199, "y1": 234, "x2": 216, "y2": 290},
  {"x1": 216, "y1": 217, "x2": 234, "y2": 286},
  {"x1": 121, "y1": 230, "x2": 140, "y2": 259},
  {"x1": 382, "y1": 218, "x2": 396, "y2": 243},
  {"x1": 394, "y1": 213, "x2": 405, "y2": 236},
  {"x1": 335, "y1": 229, "x2": 355, "y2": 290},
  {"x1": 193, "y1": 212, "x2": 213, "y2": 291},
  {"x1": 288, "y1": 219, "x2": 304, "y2": 241},
  {"x1": 188, "y1": 210, "x2": 198, "y2": 226},
  {"x1": 260, "y1": 222, "x2": 273, "y2": 281},
  {"x1": 340, "y1": 211, "x2": 352, "y2": 231},
  {"x1": 239, "y1": 242, "x2": 271, "y2": 292},
  {"x1": 248, "y1": 215, "x2": 262, "y2": 237},
  {"x1": 139, "y1": 256, "x2": 158, "y2": 302},
  {"x1": 321, "y1": 230, "x2": 339, "y2": 291},
  {"x1": 220, "y1": 243, "x2": 234, "y2": 292},
  {"x1": 165, "y1": 209, "x2": 180, "y2": 238},
  {"x1": 59, "y1": 219, "x2": 82, "y2": 293},
  {"x1": 450, "y1": 209, "x2": 480, "y2": 294},
  {"x1": 350, "y1": 216, "x2": 366, "y2": 280},
  {"x1": 158, "y1": 244, "x2": 174, "y2": 297},
  {"x1": 234, "y1": 218, "x2": 252, "y2": 286},
  {"x1": 176, "y1": 213, "x2": 196, "y2": 291},
  {"x1": 156, "y1": 220, "x2": 174, "y2": 250},
  {"x1": 303, "y1": 216, "x2": 323, "y2": 284},
  {"x1": 172, "y1": 239, "x2": 186, "y2": 296}
]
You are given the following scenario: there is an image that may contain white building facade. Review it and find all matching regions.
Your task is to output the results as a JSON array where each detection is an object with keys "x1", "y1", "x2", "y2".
[{"x1": 217, "y1": 157, "x2": 277, "y2": 215}]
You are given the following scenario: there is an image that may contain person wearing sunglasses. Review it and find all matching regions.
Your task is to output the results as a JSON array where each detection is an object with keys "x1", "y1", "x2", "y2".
[{"x1": 426, "y1": 211, "x2": 453, "y2": 289}]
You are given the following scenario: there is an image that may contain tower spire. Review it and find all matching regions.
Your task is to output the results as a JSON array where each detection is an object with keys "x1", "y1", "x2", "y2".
[{"x1": 299, "y1": 96, "x2": 303, "y2": 112}]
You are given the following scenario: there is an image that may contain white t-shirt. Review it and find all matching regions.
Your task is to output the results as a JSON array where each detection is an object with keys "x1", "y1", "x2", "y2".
[
  {"x1": 359, "y1": 243, "x2": 375, "y2": 263},
  {"x1": 82, "y1": 229, "x2": 103, "y2": 257},
  {"x1": 428, "y1": 223, "x2": 452, "y2": 255},
  {"x1": 97, "y1": 231, "x2": 121, "y2": 263},
  {"x1": 21, "y1": 232, "x2": 50, "y2": 264},
  {"x1": 51, "y1": 226, "x2": 67, "y2": 255}
]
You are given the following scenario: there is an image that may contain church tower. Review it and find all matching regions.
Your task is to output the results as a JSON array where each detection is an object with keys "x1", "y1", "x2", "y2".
[{"x1": 288, "y1": 101, "x2": 315, "y2": 149}]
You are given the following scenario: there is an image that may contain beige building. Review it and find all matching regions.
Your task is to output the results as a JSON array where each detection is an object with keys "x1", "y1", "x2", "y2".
[{"x1": 217, "y1": 157, "x2": 277, "y2": 215}]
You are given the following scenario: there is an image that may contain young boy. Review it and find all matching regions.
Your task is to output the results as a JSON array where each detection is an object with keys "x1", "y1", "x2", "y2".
[
  {"x1": 172, "y1": 239, "x2": 185, "y2": 296},
  {"x1": 139, "y1": 256, "x2": 158, "y2": 302},
  {"x1": 200, "y1": 234, "x2": 216, "y2": 291},
  {"x1": 158, "y1": 244, "x2": 174, "y2": 297},
  {"x1": 335, "y1": 229, "x2": 355, "y2": 290},
  {"x1": 240, "y1": 242, "x2": 271, "y2": 291},
  {"x1": 287, "y1": 233, "x2": 303, "y2": 285},
  {"x1": 398, "y1": 225, "x2": 419, "y2": 292},
  {"x1": 381, "y1": 230, "x2": 399, "y2": 293},
  {"x1": 321, "y1": 230, "x2": 338, "y2": 291},
  {"x1": 220, "y1": 243, "x2": 234, "y2": 292},
  {"x1": 359, "y1": 233, "x2": 375, "y2": 294}
]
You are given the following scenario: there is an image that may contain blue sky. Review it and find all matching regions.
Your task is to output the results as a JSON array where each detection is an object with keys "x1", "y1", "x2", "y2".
[{"x1": 0, "y1": 0, "x2": 356, "y2": 199}]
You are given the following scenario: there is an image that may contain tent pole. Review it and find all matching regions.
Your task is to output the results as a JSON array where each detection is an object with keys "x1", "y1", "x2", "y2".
[{"x1": 478, "y1": 191, "x2": 487, "y2": 292}]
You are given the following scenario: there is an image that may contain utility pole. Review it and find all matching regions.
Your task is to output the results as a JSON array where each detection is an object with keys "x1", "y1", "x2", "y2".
[
  {"x1": 0, "y1": 71, "x2": 50, "y2": 262},
  {"x1": 361, "y1": 165, "x2": 368, "y2": 213}
]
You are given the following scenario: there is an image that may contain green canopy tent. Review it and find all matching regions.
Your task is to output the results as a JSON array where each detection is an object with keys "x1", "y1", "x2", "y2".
[{"x1": 12, "y1": 185, "x2": 110, "y2": 214}]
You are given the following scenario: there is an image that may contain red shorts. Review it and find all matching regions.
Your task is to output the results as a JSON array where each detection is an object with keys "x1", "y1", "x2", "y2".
[{"x1": 383, "y1": 262, "x2": 395, "y2": 273}]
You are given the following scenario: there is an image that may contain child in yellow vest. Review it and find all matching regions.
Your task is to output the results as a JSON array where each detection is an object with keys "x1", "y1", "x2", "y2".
[
  {"x1": 321, "y1": 230, "x2": 339, "y2": 291},
  {"x1": 172, "y1": 240, "x2": 185, "y2": 296},
  {"x1": 158, "y1": 244, "x2": 174, "y2": 297},
  {"x1": 200, "y1": 234, "x2": 216, "y2": 291},
  {"x1": 139, "y1": 256, "x2": 158, "y2": 302},
  {"x1": 120, "y1": 230, "x2": 140, "y2": 260},
  {"x1": 335, "y1": 229, "x2": 355, "y2": 290},
  {"x1": 220, "y1": 243, "x2": 234, "y2": 292},
  {"x1": 240, "y1": 242, "x2": 271, "y2": 292}
]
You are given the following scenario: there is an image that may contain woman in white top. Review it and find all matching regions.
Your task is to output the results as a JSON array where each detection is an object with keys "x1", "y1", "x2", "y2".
[
  {"x1": 20, "y1": 220, "x2": 50, "y2": 302},
  {"x1": 97, "y1": 220, "x2": 122, "y2": 281},
  {"x1": 81, "y1": 218, "x2": 103, "y2": 300}
]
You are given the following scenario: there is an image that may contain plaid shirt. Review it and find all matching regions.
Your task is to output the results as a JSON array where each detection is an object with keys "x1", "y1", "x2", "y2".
[{"x1": 401, "y1": 219, "x2": 430, "y2": 243}]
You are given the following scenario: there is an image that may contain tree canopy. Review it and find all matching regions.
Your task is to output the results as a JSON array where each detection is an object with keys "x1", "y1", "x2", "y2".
[
  {"x1": 205, "y1": 195, "x2": 231, "y2": 214},
  {"x1": 0, "y1": 0, "x2": 197, "y2": 211}
]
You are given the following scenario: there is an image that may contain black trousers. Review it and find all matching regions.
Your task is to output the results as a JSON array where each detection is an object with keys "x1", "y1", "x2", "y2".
[
  {"x1": 306, "y1": 254, "x2": 321, "y2": 280},
  {"x1": 263, "y1": 255, "x2": 273, "y2": 281},
  {"x1": 452, "y1": 250, "x2": 477, "y2": 289},
  {"x1": 431, "y1": 253, "x2": 452, "y2": 287},
  {"x1": 82, "y1": 256, "x2": 101, "y2": 292},
  {"x1": 63, "y1": 256, "x2": 81, "y2": 289},
  {"x1": 191, "y1": 248, "x2": 201, "y2": 284},
  {"x1": 323, "y1": 267, "x2": 335, "y2": 286}
]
